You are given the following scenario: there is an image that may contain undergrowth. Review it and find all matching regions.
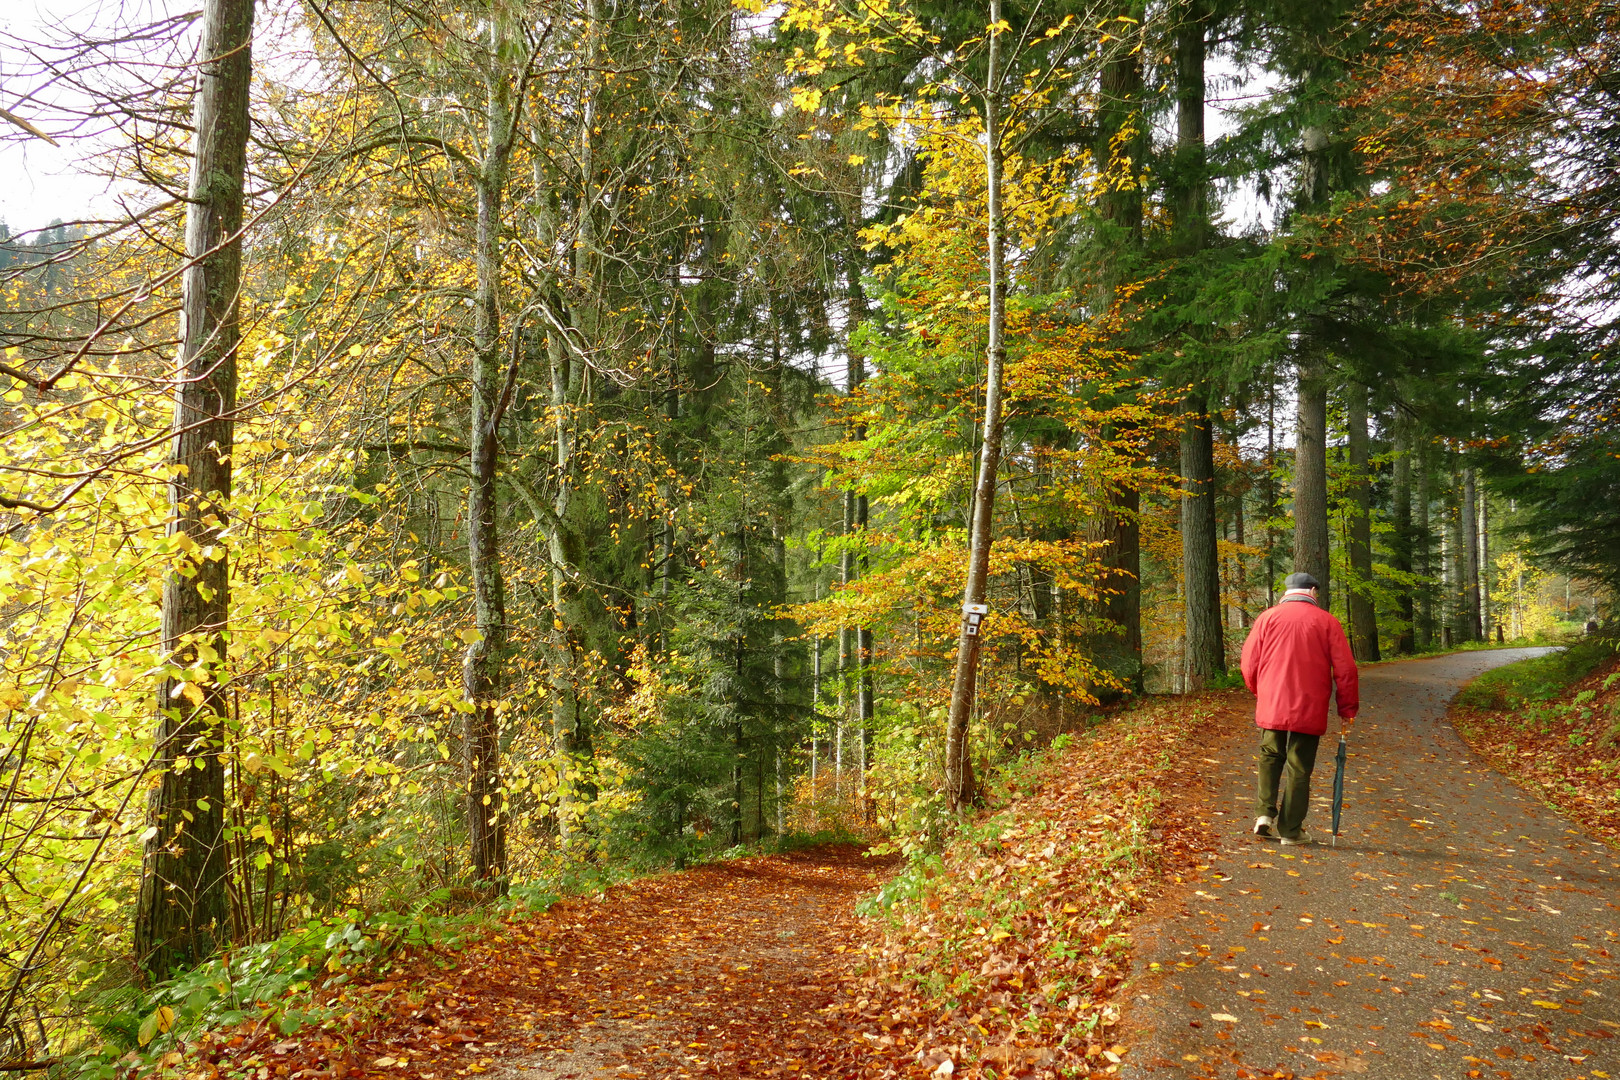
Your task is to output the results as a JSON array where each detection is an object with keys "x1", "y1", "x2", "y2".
[{"x1": 66, "y1": 888, "x2": 556, "y2": 1080}]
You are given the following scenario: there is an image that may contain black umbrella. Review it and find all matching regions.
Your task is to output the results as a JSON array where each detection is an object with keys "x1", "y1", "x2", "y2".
[{"x1": 1330, "y1": 735, "x2": 1348, "y2": 845}]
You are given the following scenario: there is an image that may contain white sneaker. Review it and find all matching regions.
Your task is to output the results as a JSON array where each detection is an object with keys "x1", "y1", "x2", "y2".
[
  {"x1": 1253, "y1": 815, "x2": 1276, "y2": 839},
  {"x1": 1279, "y1": 829, "x2": 1315, "y2": 846}
]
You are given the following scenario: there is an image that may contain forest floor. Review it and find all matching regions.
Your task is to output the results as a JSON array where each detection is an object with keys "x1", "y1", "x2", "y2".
[
  {"x1": 236, "y1": 647, "x2": 1620, "y2": 1080},
  {"x1": 241, "y1": 689, "x2": 1232, "y2": 1080}
]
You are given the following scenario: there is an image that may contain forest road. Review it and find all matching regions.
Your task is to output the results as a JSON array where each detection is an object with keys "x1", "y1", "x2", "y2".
[{"x1": 1122, "y1": 648, "x2": 1620, "y2": 1080}]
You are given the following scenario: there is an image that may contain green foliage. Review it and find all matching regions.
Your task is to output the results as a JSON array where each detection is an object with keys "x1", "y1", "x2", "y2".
[
  {"x1": 63, "y1": 894, "x2": 526, "y2": 1078},
  {"x1": 1454, "y1": 639, "x2": 1619, "y2": 711},
  {"x1": 1202, "y1": 669, "x2": 1248, "y2": 691}
]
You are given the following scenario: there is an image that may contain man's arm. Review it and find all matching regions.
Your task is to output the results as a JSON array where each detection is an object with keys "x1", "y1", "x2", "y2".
[{"x1": 1328, "y1": 617, "x2": 1360, "y2": 725}]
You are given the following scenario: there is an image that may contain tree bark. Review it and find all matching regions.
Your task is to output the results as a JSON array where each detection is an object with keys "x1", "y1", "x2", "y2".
[
  {"x1": 1172, "y1": 0, "x2": 1223, "y2": 685},
  {"x1": 731, "y1": 520, "x2": 746, "y2": 848},
  {"x1": 844, "y1": 269, "x2": 873, "y2": 797},
  {"x1": 463, "y1": 13, "x2": 532, "y2": 882},
  {"x1": 1391, "y1": 407, "x2": 1415, "y2": 654},
  {"x1": 547, "y1": 328, "x2": 593, "y2": 838},
  {"x1": 1292, "y1": 353, "x2": 1331, "y2": 612},
  {"x1": 134, "y1": 0, "x2": 254, "y2": 982},
  {"x1": 1447, "y1": 458, "x2": 1466, "y2": 641},
  {"x1": 1181, "y1": 391, "x2": 1225, "y2": 684},
  {"x1": 1461, "y1": 467, "x2": 1482, "y2": 641},
  {"x1": 1085, "y1": 0, "x2": 1146, "y2": 691},
  {"x1": 1345, "y1": 383, "x2": 1380, "y2": 659},
  {"x1": 1231, "y1": 488, "x2": 1249, "y2": 628},
  {"x1": 1266, "y1": 373, "x2": 1278, "y2": 607},
  {"x1": 1416, "y1": 437, "x2": 1434, "y2": 648},
  {"x1": 857, "y1": 489, "x2": 873, "y2": 795},
  {"x1": 944, "y1": 0, "x2": 1006, "y2": 813},
  {"x1": 836, "y1": 486, "x2": 851, "y2": 795},
  {"x1": 1085, "y1": 478, "x2": 1141, "y2": 692},
  {"x1": 1479, "y1": 493, "x2": 1492, "y2": 639},
  {"x1": 1173, "y1": 0, "x2": 1210, "y2": 251},
  {"x1": 542, "y1": 4, "x2": 603, "y2": 847}
]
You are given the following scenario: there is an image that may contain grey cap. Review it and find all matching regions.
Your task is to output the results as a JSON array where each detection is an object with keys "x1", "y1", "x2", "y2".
[{"x1": 1284, "y1": 572, "x2": 1320, "y2": 590}]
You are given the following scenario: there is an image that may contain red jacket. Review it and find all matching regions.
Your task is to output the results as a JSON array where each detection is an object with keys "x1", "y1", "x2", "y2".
[{"x1": 1239, "y1": 595, "x2": 1359, "y2": 735}]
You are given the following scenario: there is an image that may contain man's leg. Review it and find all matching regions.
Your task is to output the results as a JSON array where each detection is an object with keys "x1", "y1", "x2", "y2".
[
  {"x1": 1256, "y1": 729, "x2": 1286, "y2": 819},
  {"x1": 1277, "y1": 732, "x2": 1321, "y2": 839}
]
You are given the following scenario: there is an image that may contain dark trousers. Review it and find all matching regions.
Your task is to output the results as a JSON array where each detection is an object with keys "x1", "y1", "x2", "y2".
[{"x1": 1256, "y1": 729, "x2": 1320, "y2": 839}]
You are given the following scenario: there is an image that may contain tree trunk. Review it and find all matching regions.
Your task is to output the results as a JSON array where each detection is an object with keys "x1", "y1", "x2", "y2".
[
  {"x1": 857, "y1": 490, "x2": 873, "y2": 796},
  {"x1": 1345, "y1": 383, "x2": 1380, "y2": 659},
  {"x1": 1293, "y1": 353, "x2": 1331, "y2": 611},
  {"x1": 547, "y1": 329, "x2": 594, "y2": 838},
  {"x1": 731, "y1": 534, "x2": 745, "y2": 848},
  {"x1": 461, "y1": 15, "x2": 527, "y2": 884},
  {"x1": 1391, "y1": 407, "x2": 1415, "y2": 653},
  {"x1": 659, "y1": 328, "x2": 679, "y2": 654},
  {"x1": 1173, "y1": 0, "x2": 1209, "y2": 251},
  {"x1": 134, "y1": 0, "x2": 254, "y2": 981},
  {"x1": 1085, "y1": 479, "x2": 1141, "y2": 693},
  {"x1": 844, "y1": 270, "x2": 873, "y2": 797},
  {"x1": 945, "y1": 0, "x2": 1006, "y2": 813},
  {"x1": 1085, "y1": 1, "x2": 1146, "y2": 691},
  {"x1": 1266, "y1": 373, "x2": 1278, "y2": 607},
  {"x1": 1461, "y1": 467, "x2": 1481, "y2": 641},
  {"x1": 1479, "y1": 493, "x2": 1492, "y2": 640},
  {"x1": 836, "y1": 485, "x2": 851, "y2": 796},
  {"x1": 1181, "y1": 391, "x2": 1225, "y2": 685},
  {"x1": 1447, "y1": 459, "x2": 1467, "y2": 641},
  {"x1": 1232, "y1": 488, "x2": 1249, "y2": 628},
  {"x1": 544, "y1": 4, "x2": 602, "y2": 846},
  {"x1": 810, "y1": 574, "x2": 821, "y2": 785},
  {"x1": 1416, "y1": 437, "x2": 1434, "y2": 648},
  {"x1": 1172, "y1": 0, "x2": 1222, "y2": 685}
]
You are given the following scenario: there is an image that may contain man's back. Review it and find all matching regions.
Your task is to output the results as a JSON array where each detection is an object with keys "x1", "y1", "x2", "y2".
[{"x1": 1240, "y1": 599, "x2": 1359, "y2": 736}]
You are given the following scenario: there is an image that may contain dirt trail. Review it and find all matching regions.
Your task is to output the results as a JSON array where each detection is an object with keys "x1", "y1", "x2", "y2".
[
  {"x1": 1123, "y1": 648, "x2": 1620, "y2": 1079},
  {"x1": 328, "y1": 845, "x2": 895, "y2": 1080}
]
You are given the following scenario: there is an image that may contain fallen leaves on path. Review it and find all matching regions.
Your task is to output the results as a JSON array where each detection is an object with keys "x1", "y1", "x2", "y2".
[
  {"x1": 186, "y1": 845, "x2": 903, "y2": 1080},
  {"x1": 1451, "y1": 653, "x2": 1620, "y2": 843}
]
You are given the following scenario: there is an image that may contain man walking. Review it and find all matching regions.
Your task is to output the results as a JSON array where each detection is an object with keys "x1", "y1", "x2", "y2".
[{"x1": 1239, "y1": 572, "x2": 1359, "y2": 845}]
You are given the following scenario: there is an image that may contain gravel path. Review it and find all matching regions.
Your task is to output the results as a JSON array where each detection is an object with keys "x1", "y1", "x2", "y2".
[{"x1": 1124, "y1": 648, "x2": 1620, "y2": 1079}]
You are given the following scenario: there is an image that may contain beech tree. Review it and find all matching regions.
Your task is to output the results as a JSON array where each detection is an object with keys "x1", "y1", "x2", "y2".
[{"x1": 132, "y1": 0, "x2": 255, "y2": 981}]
